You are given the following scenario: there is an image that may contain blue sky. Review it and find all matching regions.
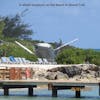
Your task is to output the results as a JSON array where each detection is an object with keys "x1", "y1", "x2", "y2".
[{"x1": 0, "y1": 0, "x2": 100, "y2": 49}]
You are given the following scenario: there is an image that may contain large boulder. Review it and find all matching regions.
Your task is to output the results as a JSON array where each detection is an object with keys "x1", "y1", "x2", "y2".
[
  {"x1": 56, "y1": 71, "x2": 69, "y2": 80},
  {"x1": 32, "y1": 70, "x2": 46, "y2": 80},
  {"x1": 88, "y1": 64, "x2": 100, "y2": 71},
  {"x1": 48, "y1": 67, "x2": 66, "y2": 73},
  {"x1": 47, "y1": 66, "x2": 82, "y2": 77},
  {"x1": 79, "y1": 64, "x2": 100, "y2": 78},
  {"x1": 45, "y1": 71, "x2": 69, "y2": 80},
  {"x1": 45, "y1": 72, "x2": 57, "y2": 80},
  {"x1": 79, "y1": 64, "x2": 99, "y2": 71},
  {"x1": 64, "y1": 66, "x2": 82, "y2": 77},
  {"x1": 95, "y1": 71, "x2": 100, "y2": 77}
]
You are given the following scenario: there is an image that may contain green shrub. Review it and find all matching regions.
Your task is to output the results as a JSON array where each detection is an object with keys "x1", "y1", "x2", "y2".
[
  {"x1": 0, "y1": 41, "x2": 37, "y2": 61},
  {"x1": 56, "y1": 48, "x2": 100, "y2": 65}
]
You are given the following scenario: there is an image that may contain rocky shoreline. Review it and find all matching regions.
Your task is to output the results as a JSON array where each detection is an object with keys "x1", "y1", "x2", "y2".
[{"x1": 31, "y1": 64, "x2": 100, "y2": 81}]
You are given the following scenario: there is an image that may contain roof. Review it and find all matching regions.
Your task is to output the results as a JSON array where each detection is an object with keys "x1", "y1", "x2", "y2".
[{"x1": 36, "y1": 43, "x2": 52, "y2": 48}]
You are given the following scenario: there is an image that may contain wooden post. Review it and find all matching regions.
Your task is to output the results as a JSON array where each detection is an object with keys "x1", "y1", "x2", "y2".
[
  {"x1": 48, "y1": 83, "x2": 52, "y2": 90},
  {"x1": 75, "y1": 90, "x2": 81, "y2": 98},
  {"x1": 52, "y1": 88, "x2": 57, "y2": 97},
  {"x1": 4, "y1": 87, "x2": 9, "y2": 96},
  {"x1": 28, "y1": 87, "x2": 33, "y2": 96}
]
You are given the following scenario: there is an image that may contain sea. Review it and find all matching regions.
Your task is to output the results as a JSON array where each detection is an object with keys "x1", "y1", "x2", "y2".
[
  {"x1": 94, "y1": 49, "x2": 100, "y2": 52},
  {"x1": 0, "y1": 86, "x2": 100, "y2": 100}
]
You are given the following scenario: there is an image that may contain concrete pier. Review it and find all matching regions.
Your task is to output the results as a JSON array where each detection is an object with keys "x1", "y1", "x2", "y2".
[
  {"x1": 28, "y1": 87, "x2": 33, "y2": 96},
  {"x1": 76, "y1": 90, "x2": 80, "y2": 98},
  {"x1": 52, "y1": 88, "x2": 57, "y2": 97},
  {"x1": 48, "y1": 84, "x2": 84, "y2": 97},
  {"x1": 4, "y1": 87, "x2": 9, "y2": 96},
  {"x1": 0, "y1": 80, "x2": 99, "y2": 98},
  {"x1": 2, "y1": 84, "x2": 36, "y2": 96}
]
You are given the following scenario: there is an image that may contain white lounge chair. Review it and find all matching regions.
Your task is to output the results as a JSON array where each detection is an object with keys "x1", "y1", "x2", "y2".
[
  {"x1": 14, "y1": 57, "x2": 21, "y2": 64},
  {"x1": 1, "y1": 57, "x2": 8, "y2": 63},
  {"x1": 17, "y1": 57, "x2": 24, "y2": 63},
  {"x1": 37, "y1": 58, "x2": 44, "y2": 64},
  {"x1": 21, "y1": 58, "x2": 27, "y2": 63},
  {"x1": 42, "y1": 58, "x2": 50, "y2": 64},
  {"x1": 1, "y1": 57, "x2": 12, "y2": 64}
]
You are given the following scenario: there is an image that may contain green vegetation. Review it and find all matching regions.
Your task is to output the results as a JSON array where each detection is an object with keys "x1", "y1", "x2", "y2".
[
  {"x1": 0, "y1": 41, "x2": 37, "y2": 61},
  {"x1": 0, "y1": 15, "x2": 37, "y2": 61},
  {"x1": 56, "y1": 47, "x2": 100, "y2": 65},
  {"x1": 0, "y1": 16, "x2": 36, "y2": 61},
  {"x1": 1, "y1": 14, "x2": 33, "y2": 40},
  {"x1": 0, "y1": 20, "x2": 5, "y2": 39}
]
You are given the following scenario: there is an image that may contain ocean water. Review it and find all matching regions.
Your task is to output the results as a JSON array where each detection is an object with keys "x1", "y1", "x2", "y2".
[
  {"x1": 0, "y1": 86, "x2": 99, "y2": 100},
  {"x1": 94, "y1": 49, "x2": 100, "y2": 52}
]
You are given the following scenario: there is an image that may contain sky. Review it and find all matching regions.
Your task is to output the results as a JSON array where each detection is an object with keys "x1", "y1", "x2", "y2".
[{"x1": 0, "y1": 0, "x2": 100, "y2": 49}]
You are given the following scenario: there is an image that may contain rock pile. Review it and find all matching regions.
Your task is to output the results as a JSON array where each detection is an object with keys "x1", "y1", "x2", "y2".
[{"x1": 31, "y1": 64, "x2": 100, "y2": 80}]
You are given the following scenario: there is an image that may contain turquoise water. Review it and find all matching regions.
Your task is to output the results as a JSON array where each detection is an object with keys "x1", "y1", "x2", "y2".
[{"x1": 0, "y1": 86, "x2": 99, "y2": 100}]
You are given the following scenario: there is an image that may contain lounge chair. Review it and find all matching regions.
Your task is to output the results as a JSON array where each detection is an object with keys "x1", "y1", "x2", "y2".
[
  {"x1": 14, "y1": 57, "x2": 21, "y2": 64},
  {"x1": 15, "y1": 57, "x2": 34, "y2": 64},
  {"x1": 37, "y1": 58, "x2": 44, "y2": 64},
  {"x1": 17, "y1": 57, "x2": 24, "y2": 64},
  {"x1": 1, "y1": 57, "x2": 8, "y2": 63},
  {"x1": 1, "y1": 57, "x2": 15, "y2": 64},
  {"x1": 42, "y1": 58, "x2": 50, "y2": 64},
  {"x1": 52, "y1": 61, "x2": 57, "y2": 65},
  {"x1": 16, "y1": 57, "x2": 32, "y2": 64},
  {"x1": 21, "y1": 58, "x2": 32, "y2": 64},
  {"x1": 21, "y1": 58, "x2": 27, "y2": 63},
  {"x1": 43, "y1": 58, "x2": 57, "y2": 64},
  {"x1": 9, "y1": 56, "x2": 16, "y2": 63}
]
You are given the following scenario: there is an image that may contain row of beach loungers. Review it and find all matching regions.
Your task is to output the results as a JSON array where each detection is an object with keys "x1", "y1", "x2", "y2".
[{"x1": 0, "y1": 56, "x2": 57, "y2": 64}]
